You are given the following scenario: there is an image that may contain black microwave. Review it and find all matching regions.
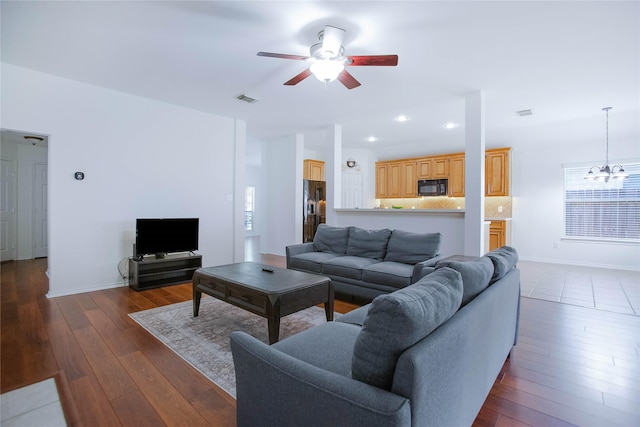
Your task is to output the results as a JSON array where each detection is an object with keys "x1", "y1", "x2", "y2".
[{"x1": 417, "y1": 179, "x2": 448, "y2": 196}]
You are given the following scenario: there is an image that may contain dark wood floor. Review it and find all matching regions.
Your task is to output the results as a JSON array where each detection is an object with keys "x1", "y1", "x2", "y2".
[{"x1": 2, "y1": 257, "x2": 639, "y2": 426}]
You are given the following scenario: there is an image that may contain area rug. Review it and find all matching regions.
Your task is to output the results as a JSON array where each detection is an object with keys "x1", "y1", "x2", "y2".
[{"x1": 129, "y1": 297, "x2": 333, "y2": 398}]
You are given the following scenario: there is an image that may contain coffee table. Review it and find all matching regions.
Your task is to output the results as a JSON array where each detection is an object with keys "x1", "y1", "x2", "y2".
[{"x1": 192, "y1": 262, "x2": 333, "y2": 344}]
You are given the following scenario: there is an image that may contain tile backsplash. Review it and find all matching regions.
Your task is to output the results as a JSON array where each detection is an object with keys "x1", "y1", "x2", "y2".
[{"x1": 377, "y1": 196, "x2": 512, "y2": 218}]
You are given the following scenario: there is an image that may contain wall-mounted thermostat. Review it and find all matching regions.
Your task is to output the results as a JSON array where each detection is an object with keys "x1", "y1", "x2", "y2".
[{"x1": 74, "y1": 172, "x2": 85, "y2": 180}]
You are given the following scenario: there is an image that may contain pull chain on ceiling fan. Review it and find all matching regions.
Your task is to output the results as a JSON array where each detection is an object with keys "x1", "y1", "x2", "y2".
[{"x1": 257, "y1": 25, "x2": 398, "y2": 89}]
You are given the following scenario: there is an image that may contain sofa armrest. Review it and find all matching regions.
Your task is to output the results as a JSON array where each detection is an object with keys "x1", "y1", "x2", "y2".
[
  {"x1": 411, "y1": 254, "x2": 444, "y2": 282},
  {"x1": 230, "y1": 331, "x2": 411, "y2": 427},
  {"x1": 285, "y1": 242, "x2": 315, "y2": 268}
]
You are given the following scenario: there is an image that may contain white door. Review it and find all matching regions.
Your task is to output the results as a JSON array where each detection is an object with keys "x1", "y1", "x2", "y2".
[
  {"x1": 0, "y1": 159, "x2": 16, "y2": 261},
  {"x1": 33, "y1": 163, "x2": 48, "y2": 258},
  {"x1": 342, "y1": 172, "x2": 363, "y2": 208}
]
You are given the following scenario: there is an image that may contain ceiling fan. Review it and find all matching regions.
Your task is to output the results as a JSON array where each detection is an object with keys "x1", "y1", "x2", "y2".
[{"x1": 257, "y1": 25, "x2": 398, "y2": 89}]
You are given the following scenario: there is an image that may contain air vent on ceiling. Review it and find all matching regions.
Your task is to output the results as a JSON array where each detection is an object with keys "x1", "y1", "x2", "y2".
[
  {"x1": 237, "y1": 94, "x2": 258, "y2": 104},
  {"x1": 516, "y1": 109, "x2": 533, "y2": 117}
]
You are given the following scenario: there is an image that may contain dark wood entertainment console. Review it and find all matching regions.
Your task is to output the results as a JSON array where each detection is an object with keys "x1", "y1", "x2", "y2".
[{"x1": 129, "y1": 253, "x2": 202, "y2": 291}]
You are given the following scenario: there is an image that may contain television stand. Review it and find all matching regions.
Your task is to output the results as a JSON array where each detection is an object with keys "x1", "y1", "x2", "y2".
[{"x1": 129, "y1": 253, "x2": 202, "y2": 291}]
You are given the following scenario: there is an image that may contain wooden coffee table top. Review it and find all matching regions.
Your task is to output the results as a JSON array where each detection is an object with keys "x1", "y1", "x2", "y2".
[
  {"x1": 194, "y1": 262, "x2": 329, "y2": 295},
  {"x1": 193, "y1": 262, "x2": 333, "y2": 344}
]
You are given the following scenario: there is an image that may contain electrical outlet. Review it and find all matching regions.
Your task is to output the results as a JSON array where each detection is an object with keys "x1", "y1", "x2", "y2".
[
  {"x1": 498, "y1": 205, "x2": 503, "y2": 213},
  {"x1": 553, "y1": 241, "x2": 560, "y2": 249}
]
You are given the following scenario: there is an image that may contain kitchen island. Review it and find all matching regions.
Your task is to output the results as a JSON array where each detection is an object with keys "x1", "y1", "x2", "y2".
[{"x1": 333, "y1": 208, "x2": 466, "y2": 256}]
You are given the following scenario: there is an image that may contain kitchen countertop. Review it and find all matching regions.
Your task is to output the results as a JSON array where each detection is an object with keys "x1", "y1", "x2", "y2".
[{"x1": 335, "y1": 208, "x2": 465, "y2": 215}]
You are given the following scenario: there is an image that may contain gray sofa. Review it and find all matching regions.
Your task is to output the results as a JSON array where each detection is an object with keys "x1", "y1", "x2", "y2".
[
  {"x1": 231, "y1": 246, "x2": 521, "y2": 427},
  {"x1": 286, "y1": 224, "x2": 443, "y2": 301}
]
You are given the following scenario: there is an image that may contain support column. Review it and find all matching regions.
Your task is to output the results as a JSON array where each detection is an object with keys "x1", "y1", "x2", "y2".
[
  {"x1": 325, "y1": 124, "x2": 342, "y2": 224},
  {"x1": 464, "y1": 91, "x2": 486, "y2": 256},
  {"x1": 233, "y1": 119, "x2": 246, "y2": 262}
]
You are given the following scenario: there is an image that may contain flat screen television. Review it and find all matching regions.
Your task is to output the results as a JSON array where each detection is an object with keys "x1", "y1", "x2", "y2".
[{"x1": 135, "y1": 218, "x2": 199, "y2": 259}]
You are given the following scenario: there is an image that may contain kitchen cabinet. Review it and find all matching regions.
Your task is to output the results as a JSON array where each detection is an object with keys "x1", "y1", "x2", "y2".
[
  {"x1": 375, "y1": 163, "x2": 389, "y2": 198},
  {"x1": 304, "y1": 159, "x2": 325, "y2": 181},
  {"x1": 488, "y1": 220, "x2": 511, "y2": 251},
  {"x1": 449, "y1": 153, "x2": 465, "y2": 197},
  {"x1": 375, "y1": 147, "x2": 510, "y2": 198},
  {"x1": 416, "y1": 156, "x2": 449, "y2": 179},
  {"x1": 485, "y1": 148, "x2": 510, "y2": 196},
  {"x1": 400, "y1": 160, "x2": 417, "y2": 197},
  {"x1": 375, "y1": 160, "x2": 417, "y2": 198}
]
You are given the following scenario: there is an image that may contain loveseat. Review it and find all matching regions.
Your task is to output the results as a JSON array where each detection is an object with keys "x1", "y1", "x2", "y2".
[
  {"x1": 286, "y1": 224, "x2": 443, "y2": 301},
  {"x1": 231, "y1": 246, "x2": 521, "y2": 427}
]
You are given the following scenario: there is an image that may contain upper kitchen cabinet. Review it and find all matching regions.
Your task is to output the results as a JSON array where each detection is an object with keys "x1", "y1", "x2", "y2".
[
  {"x1": 375, "y1": 160, "x2": 417, "y2": 198},
  {"x1": 448, "y1": 153, "x2": 465, "y2": 197},
  {"x1": 375, "y1": 162, "x2": 389, "y2": 198},
  {"x1": 304, "y1": 159, "x2": 325, "y2": 181},
  {"x1": 416, "y1": 155, "x2": 449, "y2": 179},
  {"x1": 485, "y1": 148, "x2": 511, "y2": 196}
]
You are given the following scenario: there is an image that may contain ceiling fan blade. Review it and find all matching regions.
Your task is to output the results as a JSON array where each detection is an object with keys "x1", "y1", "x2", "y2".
[
  {"x1": 321, "y1": 25, "x2": 346, "y2": 57},
  {"x1": 337, "y1": 70, "x2": 361, "y2": 90},
  {"x1": 257, "y1": 52, "x2": 309, "y2": 61},
  {"x1": 284, "y1": 69, "x2": 313, "y2": 86},
  {"x1": 347, "y1": 55, "x2": 399, "y2": 66}
]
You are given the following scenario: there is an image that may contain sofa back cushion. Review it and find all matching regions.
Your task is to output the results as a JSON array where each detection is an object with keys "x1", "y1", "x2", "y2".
[
  {"x1": 384, "y1": 230, "x2": 442, "y2": 264},
  {"x1": 484, "y1": 246, "x2": 519, "y2": 283},
  {"x1": 351, "y1": 267, "x2": 463, "y2": 390},
  {"x1": 313, "y1": 224, "x2": 350, "y2": 254},
  {"x1": 435, "y1": 256, "x2": 494, "y2": 306},
  {"x1": 346, "y1": 227, "x2": 392, "y2": 260}
]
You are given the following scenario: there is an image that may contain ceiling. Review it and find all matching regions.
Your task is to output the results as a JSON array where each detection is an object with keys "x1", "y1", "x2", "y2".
[{"x1": 2, "y1": 1, "x2": 638, "y2": 159}]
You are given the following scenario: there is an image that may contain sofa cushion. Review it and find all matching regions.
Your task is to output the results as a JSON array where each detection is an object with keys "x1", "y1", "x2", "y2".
[
  {"x1": 288, "y1": 252, "x2": 341, "y2": 273},
  {"x1": 384, "y1": 230, "x2": 442, "y2": 264},
  {"x1": 313, "y1": 224, "x2": 350, "y2": 254},
  {"x1": 435, "y1": 257, "x2": 494, "y2": 306},
  {"x1": 484, "y1": 246, "x2": 519, "y2": 283},
  {"x1": 322, "y1": 256, "x2": 381, "y2": 280},
  {"x1": 362, "y1": 261, "x2": 414, "y2": 289},
  {"x1": 273, "y1": 322, "x2": 361, "y2": 377},
  {"x1": 351, "y1": 267, "x2": 463, "y2": 390},
  {"x1": 346, "y1": 227, "x2": 392, "y2": 260},
  {"x1": 336, "y1": 304, "x2": 371, "y2": 327}
]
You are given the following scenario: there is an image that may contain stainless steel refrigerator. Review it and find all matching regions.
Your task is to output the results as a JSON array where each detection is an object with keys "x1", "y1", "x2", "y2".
[{"x1": 303, "y1": 180, "x2": 326, "y2": 242}]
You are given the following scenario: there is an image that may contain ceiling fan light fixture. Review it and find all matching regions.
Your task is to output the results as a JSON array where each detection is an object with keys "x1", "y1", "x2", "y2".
[{"x1": 310, "y1": 59, "x2": 344, "y2": 82}]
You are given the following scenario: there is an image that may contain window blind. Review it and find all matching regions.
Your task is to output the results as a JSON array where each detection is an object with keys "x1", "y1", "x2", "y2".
[{"x1": 564, "y1": 163, "x2": 640, "y2": 241}]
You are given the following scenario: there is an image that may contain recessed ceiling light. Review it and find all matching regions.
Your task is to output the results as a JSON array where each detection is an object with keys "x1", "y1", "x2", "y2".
[
  {"x1": 367, "y1": 136, "x2": 378, "y2": 142},
  {"x1": 395, "y1": 115, "x2": 409, "y2": 122},
  {"x1": 443, "y1": 122, "x2": 458, "y2": 129}
]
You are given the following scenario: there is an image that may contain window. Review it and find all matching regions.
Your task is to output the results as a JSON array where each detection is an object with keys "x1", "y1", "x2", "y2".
[
  {"x1": 244, "y1": 186, "x2": 255, "y2": 231},
  {"x1": 564, "y1": 162, "x2": 640, "y2": 241}
]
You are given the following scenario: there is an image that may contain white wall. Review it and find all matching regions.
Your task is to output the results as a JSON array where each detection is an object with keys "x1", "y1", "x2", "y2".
[
  {"x1": 511, "y1": 134, "x2": 640, "y2": 270},
  {"x1": 1, "y1": 63, "x2": 244, "y2": 296},
  {"x1": 0, "y1": 140, "x2": 48, "y2": 260},
  {"x1": 260, "y1": 134, "x2": 302, "y2": 256}
]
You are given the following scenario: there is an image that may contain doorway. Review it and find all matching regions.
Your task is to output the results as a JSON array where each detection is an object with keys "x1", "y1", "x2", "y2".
[{"x1": 0, "y1": 129, "x2": 49, "y2": 261}]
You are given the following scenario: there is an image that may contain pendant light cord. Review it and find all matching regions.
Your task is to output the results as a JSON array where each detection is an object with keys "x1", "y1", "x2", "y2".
[{"x1": 603, "y1": 106, "x2": 611, "y2": 167}]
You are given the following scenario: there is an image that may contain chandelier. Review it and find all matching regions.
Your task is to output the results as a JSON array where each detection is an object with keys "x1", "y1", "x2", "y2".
[{"x1": 585, "y1": 107, "x2": 628, "y2": 182}]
